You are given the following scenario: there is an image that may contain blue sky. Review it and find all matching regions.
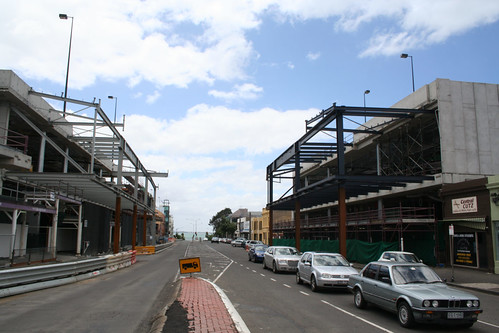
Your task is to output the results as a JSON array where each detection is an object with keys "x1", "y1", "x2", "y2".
[{"x1": 2, "y1": 1, "x2": 499, "y2": 233}]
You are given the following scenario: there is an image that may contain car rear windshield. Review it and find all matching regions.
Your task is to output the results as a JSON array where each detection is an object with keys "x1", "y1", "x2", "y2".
[{"x1": 276, "y1": 248, "x2": 297, "y2": 255}]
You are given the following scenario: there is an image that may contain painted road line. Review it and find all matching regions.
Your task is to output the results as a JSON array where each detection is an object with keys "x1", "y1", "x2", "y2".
[
  {"x1": 283, "y1": 284, "x2": 291, "y2": 288},
  {"x1": 260, "y1": 274, "x2": 265, "y2": 277},
  {"x1": 270, "y1": 278, "x2": 277, "y2": 282},
  {"x1": 252, "y1": 270, "x2": 256, "y2": 273},
  {"x1": 321, "y1": 300, "x2": 393, "y2": 333},
  {"x1": 478, "y1": 320, "x2": 499, "y2": 329},
  {"x1": 299, "y1": 291, "x2": 309, "y2": 296}
]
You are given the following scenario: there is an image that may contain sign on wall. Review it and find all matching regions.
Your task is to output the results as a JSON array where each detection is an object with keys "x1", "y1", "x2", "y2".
[
  {"x1": 453, "y1": 233, "x2": 478, "y2": 267},
  {"x1": 452, "y1": 196, "x2": 478, "y2": 214}
]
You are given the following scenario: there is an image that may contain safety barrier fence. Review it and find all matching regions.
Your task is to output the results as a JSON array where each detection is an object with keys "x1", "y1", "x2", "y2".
[{"x1": 0, "y1": 251, "x2": 135, "y2": 298}]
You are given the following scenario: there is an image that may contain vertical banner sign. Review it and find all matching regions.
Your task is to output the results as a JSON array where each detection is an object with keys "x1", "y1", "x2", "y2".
[{"x1": 453, "y1": 233, "x2": 477, "y2": 267}]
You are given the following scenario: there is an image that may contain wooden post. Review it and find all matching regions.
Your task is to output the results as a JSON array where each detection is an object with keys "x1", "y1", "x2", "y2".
[
  {"x1": 295, "y1": 200, "x2": 301, "y2": 251},
  {"x1": 338, "y1": 185, "x2": 347, "y2": 257},
  {"x1": 113, "y1": 196, "x2": 121, "y2": 253},
  {"x1": 143, "y1": 211, "x2": 147, "y2": 246},
  {"x1": 132, "y1": 204, "x2": 137, "y2": 250}
]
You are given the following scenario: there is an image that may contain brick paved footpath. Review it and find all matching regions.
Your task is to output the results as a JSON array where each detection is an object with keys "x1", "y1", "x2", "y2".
[{"x1": 179, "y1": 277, "x2": 238, "y2": 333}]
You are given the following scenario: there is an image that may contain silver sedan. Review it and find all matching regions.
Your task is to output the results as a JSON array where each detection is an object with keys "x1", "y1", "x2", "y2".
[{"x1": 263, "y1": 246, "x2": 300, "y2": 273}]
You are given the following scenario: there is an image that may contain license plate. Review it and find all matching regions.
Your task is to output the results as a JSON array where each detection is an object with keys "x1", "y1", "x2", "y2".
[
  {"x1": 336, "y1": 280, "x2": 348, "y2": 284},
  {"x1": 448, "y1": 312, "x2": 464, "y2": 319}
]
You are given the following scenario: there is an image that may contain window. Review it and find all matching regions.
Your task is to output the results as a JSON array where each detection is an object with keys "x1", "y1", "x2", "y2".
[
  {"x1": 378, "y1": 265, "x2": 390, "y2": 283},
  {"x1": 363, "y1": 264, "x2": 379, "y2": 279}
]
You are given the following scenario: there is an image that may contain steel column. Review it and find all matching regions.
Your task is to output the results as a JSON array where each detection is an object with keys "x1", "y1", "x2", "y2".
[
  {"x1": 132, "y1": 204, "x2": 137, "y2": 250},
  {"x1": 113, "y1": 196, "x2": 121, "y2": 253},
  {"x1": 76, "y1": 204, "x2": 82, "y2": 255},
  {"x1": 295, "y1": 201, "x2": 301, "y2": 251}
]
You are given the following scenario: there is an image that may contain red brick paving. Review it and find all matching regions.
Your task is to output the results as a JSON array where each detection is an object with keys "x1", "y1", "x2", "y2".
[{"x1": 179, "y1": 277, "x2": 238, "y2": 333}]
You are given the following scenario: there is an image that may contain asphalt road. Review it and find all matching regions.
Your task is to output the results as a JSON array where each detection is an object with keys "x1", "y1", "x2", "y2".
[
  {"x1": 0, "y1": 242, "x2": 190, "y2": 333},
  {"x1": 1, "y1": 240, "x2": 498, "y2": 333},
  {"x1": 209, "y1": 241, "x2": 499, "y2": 333}
]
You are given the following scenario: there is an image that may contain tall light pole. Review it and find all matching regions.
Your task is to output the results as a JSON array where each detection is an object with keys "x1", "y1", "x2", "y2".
[
  {"x1": 363, "y1": 89, "x2": 370, "y2": 122},
  {"x1": 108, "y1": 96, "x2": 118, "y2": 123},
  {"x1": 59, "y1": 14, "x2": 74, "y2": 117},
  {"x1": 400, "y1": 53, "x2": 415, "y2": 92}
]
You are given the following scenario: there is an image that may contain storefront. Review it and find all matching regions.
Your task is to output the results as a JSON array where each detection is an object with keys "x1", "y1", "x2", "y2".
[
  {"x1": 441, "y1": 178, "x2": 494, "y2": 272},
  {"x1": 487, "y1": 175, "x2": 499, "y2": 274}
]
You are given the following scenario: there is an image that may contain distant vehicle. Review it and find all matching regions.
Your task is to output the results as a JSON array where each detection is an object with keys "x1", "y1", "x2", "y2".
[
  {"x1": 211, "y1": 237, "x2": 219, "y2": 243},
  {"x1": 296, "y1": 252, "x2": 358, "y2": 292},
  {"x1": 248, "y1": 244, "x2": 268, "y2": 262},
  {"x1": 231, "y1": 238, "x2": 246, "y2": 247},
  {"x1": 245, "y1": 240, "x2": 263, "y2": 251},
  {"x1": 263, "y1": 246, "x2": 300, "y2": 273},
  {"x1": 378, "y1": 251, "x2": 422, "y2": 263},
  {"x1": 347, "y1": 261, "x2": 482, "y2": 328}
]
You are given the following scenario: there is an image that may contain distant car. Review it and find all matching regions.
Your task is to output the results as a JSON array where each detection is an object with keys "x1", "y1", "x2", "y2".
[
  {"x1": 231, "y1": 238, "x2": 246, "y2": 247},
  {"x1": 245, "y1": 240, "x2": 263, "y2": 251},
  {"x1": 263, "y1": 246, "x2": 300, "y2": 273},
  {"x1": 347, "y1": 261, "x2": 482, "y2": 328},
  {"x1": 211, "y1": 237, "x2": 219, "y2": 243},
  {"x1": 296, "y1": 252, "x2": 358, "y2": 292},
  {"x1": 379, "y1": 251, "x2": 422, "y2": 263},
  {"x1": 248, "y1": 244, "x2": 268, "y2": 262}
]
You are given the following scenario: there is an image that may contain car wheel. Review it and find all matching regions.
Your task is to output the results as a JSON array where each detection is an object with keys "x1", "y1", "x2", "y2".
[
  {"x1": 354, "y1": 289, "x2": 367, "y2": 309},
  {"x1": 311, "y1": 275, "x2": 318, "y2": 292},
  {"x1": 397, "y1": 301, "x2": 414, "y2": 328},
  {"x1": 296, "y1": 271, "x2": 303, "y2": 284},
  {"x1": 272, "y1": 261, "x2": 278, "y2": 273}
]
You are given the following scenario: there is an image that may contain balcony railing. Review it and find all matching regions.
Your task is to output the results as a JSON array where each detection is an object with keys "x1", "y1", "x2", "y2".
[
  {"x1": 0, "y1": 126, "x2": 28, "y2": 154},
  {"x1": 274, "y1": 206, "x2": 436, "y2": 230}
]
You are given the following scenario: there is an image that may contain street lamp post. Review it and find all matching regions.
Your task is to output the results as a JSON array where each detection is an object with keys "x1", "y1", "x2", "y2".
[
  {"x1": 363, "y1": 89, "x2": 370, "y2": 122},
  {"x1": 59, "y1": 14, "x2": 74, "y2": 117},
  {"x1": 108, "y1": 96, "x2": 118, "y2": 123},
  {"x1": 400, "y1": 53, "x2": 415, "y2": 92}
]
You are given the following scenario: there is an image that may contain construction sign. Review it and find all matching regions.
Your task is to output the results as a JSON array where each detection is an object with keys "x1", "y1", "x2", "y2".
[{"x1": 179, "y1": 257, "x2": 201, "y2": 274}]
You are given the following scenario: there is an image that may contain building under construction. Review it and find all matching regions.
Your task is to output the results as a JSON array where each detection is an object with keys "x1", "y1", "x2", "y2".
[
  {"x1": 267, "y1": 79, "x2": 499, "y2": 272},
  {"x1": 0, "y1": 70, "x2": 168, "y2": 265}
]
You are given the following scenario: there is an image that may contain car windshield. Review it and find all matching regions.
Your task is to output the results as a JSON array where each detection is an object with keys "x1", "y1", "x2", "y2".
[
  {"x1": 276, "y1": 248, "x2": 297, "y2": 255},
  {"x1": 254, "y1": 245, "x2": 267, "y2": 251},
  {"x1": 392, "y1": 265, "x2": 442, "y2": 285},
  {"x1": 386, "y1": 253, "x2": 419, "y2": 262},
  {"x1": 313, "y1": 255, "x2": 349, "y2": 266}
]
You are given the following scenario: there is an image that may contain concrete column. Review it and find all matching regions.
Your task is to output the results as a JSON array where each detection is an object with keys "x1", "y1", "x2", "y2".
[
  {"x1": 51, "y1": 199, "x2": 60, "y2": 257},
  {"x1": 38, "y1": 133, "x2": 46, "y2": 172},
  {"x1": 76, "y1": 204, "x2": 82, "y2": 255},
  {"x1": 9, "y1": 209, "x2": 18, "y2": 259},
  {"x1": 0, "y1": 102, "x2": 10, "y2": 145}
]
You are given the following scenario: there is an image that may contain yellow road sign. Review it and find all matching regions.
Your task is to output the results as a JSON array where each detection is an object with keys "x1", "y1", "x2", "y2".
[{"x1": 179, "y1": 257, "x2": 201, "y2": 274}]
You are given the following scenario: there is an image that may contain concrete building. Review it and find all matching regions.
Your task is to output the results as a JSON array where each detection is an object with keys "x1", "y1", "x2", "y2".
[
  {"x1": 267, "y1": 78, "x2": 499, "y2": 272},
  {"x1": 0, "y1": 70, "x2": 168, "y2": 264}
]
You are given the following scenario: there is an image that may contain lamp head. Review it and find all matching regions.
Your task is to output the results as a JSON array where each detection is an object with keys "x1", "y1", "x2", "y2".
[
  {"x1": 364, "y1": 90, "x2": 370, "y2": 94},
  {"x1": 400, "y1": 53, "x2": 409, "y2": 58},
  {"x1": 59, "y1": 14, "x2": 68, "y2": 20}
]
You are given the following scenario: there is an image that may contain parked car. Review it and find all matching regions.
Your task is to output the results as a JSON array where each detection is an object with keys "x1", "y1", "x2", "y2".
[
  {"x1": 245, "y1": 240, "x2": 263, "y2": 251},
  {"x1": 263, "y1": 246, "x2": 300, "y2": 273},
  {"x1": 211, "y1": 237, "x2": 219, "y2": 243},
  {"x1": 296, "y1": 252, "x2": 358, "y2": 292},
  {"x1": 347, "y1": 261, "x2": 482, "y2": 328},
  {"x1": 231, "y1": 238, "x2": 246, "y2": 247},
  {"x1": 379, "y1": 251, "x2": 422, "y2": 263},
  {"x1": 248, "y1": 244, "x2": 268, "y2": 262}
]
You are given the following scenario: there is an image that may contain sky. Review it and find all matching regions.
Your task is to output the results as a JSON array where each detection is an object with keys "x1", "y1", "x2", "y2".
[{"x1": 2, "y1": 1, "x2": 499, "y2": 233}]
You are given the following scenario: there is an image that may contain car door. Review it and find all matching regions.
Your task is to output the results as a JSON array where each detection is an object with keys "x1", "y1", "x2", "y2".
[
  {"x1": 373, "y1": 264, "x2": 396, "y2": 311},
  {"x1": 360, "y1": 264, "x2": 380, "y2": 304},
  {"x1": 264, "y1": 247, "x2": 274, "y2": 267},
  {"x1": 299, "y1": 253, "x2": 312, "y2": 283}
]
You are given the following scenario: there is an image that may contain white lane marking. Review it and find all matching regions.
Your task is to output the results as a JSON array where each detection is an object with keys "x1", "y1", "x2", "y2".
[
  {"x1": 321, "y1": 300, "x2": 394, "y2": 333},
  {"x1": 240, "y1": 264, "x2": 243, "y2": 266},
  {"x1": 300, "y1": 291, "x2": 309, "y2": 296},
  {"x1": 478, "y1": 320, "x2": 499, "y2": 329},
  {"x1": 252, "y1": 270, "x2": 256, "y2": 273},
  {"x1": 271, "y1": 278, "x2": 277, "y2": 282},
  {"x1": 246, "y1": 266, "x2": 250, "y2": 270},
  {"x1": 260, "y1": 274, "x2": 265, "y2": 277},
  {"x1": 283, "y1": 284, "x2": 291, "y2": 288}
]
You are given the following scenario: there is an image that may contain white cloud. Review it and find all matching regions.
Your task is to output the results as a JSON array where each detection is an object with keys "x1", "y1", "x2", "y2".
[
  {"x1": 306, "y1": 52, "x2": 321, "y2": 61},
  {"x1": 146, "y1": 90, "x2": 161, "y2": 104},
  {"x1": 209, "y1": 83, "x2": 263, "y2": 101}
]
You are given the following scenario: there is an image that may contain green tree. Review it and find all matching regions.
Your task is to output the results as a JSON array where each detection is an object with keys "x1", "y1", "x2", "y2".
[{"x1": 209, "y1": 208, "x2": 235, "y2": 237}]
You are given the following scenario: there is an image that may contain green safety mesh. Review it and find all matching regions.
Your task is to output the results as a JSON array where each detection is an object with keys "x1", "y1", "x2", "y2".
[{"x1": 272, "y1": 238, "x2": 435, "y2": 265}]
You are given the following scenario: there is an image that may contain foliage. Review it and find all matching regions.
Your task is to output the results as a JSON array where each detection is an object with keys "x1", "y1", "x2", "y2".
[{"x1": 209, "y1": 208, "x2": 236, "y2": 237}]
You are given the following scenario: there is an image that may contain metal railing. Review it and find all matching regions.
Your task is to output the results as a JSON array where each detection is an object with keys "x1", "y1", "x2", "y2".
[
  {"x1": 274, "y1": 206, "x2": 436, "y2": 230},
  {"x1": 0, "y1": 126, "x2": 28, "y2": 154}
]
